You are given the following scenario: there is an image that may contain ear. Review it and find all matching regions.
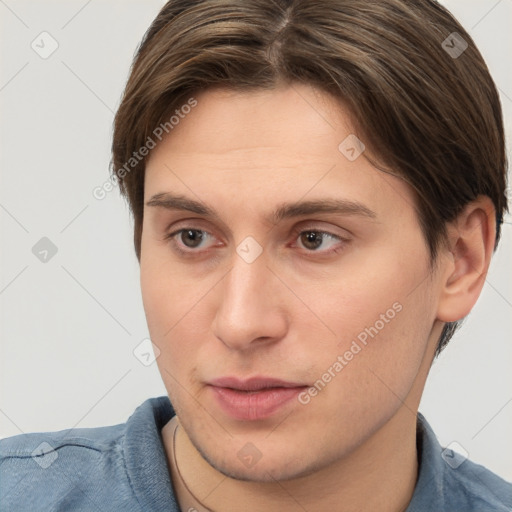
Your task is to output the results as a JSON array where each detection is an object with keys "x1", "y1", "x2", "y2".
[{"x1": 436, "y1": 196, "x2": 496, "y2": 323}]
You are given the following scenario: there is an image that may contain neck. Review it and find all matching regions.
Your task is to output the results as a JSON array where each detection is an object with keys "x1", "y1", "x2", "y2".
[{"x1": 163, "y1": 405, "x2": 419, "y2": 512}]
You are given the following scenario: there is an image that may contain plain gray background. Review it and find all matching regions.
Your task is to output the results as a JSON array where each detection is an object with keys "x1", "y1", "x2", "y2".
[{"x1": 1, "y1": 0, "x2": 511, "y2": 481}]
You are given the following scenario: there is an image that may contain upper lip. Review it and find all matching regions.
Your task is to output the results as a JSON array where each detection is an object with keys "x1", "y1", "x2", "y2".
[{"x1": 209, "y1": 376, "x2": 308, "y2": 391}]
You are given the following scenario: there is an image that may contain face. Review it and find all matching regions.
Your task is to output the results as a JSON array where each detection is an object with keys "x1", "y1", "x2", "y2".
[{"x1": 141, "y1": 84, "x2": 443, "y2": 482}]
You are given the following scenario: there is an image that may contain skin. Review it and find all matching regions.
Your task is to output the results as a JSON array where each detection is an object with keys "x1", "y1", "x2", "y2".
[{"x1": 140, "y1": 83, "x2": 496, "y2": 511}]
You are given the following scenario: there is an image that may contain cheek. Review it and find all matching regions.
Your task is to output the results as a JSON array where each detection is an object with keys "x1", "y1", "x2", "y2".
[
  {"x1": 140, "y1": 252, "x2": 220, "y2": 392},
  {"x1": 299, "y1": 252, "x2": 436, "y2": 430},
  {"x1": 289, "y1": 305, "x2": 431, "y2": 461},
  {"x1": 140, "y1": 233, "x2": 200, "y2": 336},
  {"x1": 140, "y1": 253, "x2": 191, "y2": 355}
]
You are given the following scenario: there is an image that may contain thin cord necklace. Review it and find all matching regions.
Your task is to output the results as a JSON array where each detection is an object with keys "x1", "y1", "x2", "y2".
[{"x1": 172, "y1": 421, "x2": 214, "y2": 512}]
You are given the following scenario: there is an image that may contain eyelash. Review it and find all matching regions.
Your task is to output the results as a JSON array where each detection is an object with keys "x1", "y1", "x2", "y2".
[{"x1": 164, "y1": 226, "x2": 348, "y2": 257}]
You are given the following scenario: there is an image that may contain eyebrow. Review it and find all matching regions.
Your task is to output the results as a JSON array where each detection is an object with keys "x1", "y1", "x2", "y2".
[{"x1": 145, "y1": 192, "x2": 377, "y2": 224}]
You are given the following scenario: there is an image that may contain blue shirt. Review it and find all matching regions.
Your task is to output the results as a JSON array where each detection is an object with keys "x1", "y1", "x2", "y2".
[{"x1": 1, "y1": 396, "x2": 511, "y2": 511}]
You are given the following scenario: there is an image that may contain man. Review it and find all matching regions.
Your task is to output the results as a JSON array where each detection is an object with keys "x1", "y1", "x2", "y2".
[{"x1": 1, "y1": 1, "x2": 511, "y2": 511}]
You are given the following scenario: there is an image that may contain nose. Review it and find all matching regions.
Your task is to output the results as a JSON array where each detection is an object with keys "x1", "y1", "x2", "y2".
[{"x1": 212, "y1": 251, "x2": 289, "y2": 351}]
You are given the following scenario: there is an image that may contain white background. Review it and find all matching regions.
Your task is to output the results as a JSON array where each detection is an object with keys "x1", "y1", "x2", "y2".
[{"x1": 1, "y1": 0, "x2": 511, "y2": 481}]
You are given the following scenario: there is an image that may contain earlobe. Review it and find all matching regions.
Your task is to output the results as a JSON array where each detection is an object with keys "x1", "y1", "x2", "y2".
[{"x1": 436, "y1": 196, "x2": 496, "y2": 323}]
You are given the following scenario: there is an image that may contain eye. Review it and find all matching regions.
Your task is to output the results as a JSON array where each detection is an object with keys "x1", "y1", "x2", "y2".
[
  {"x1": 166, "y1": 228, "x2": 217, "y2": 253},
  {"x1": 293, "y1": 229, "x2": 345, "y2": 253},
  {"x1": 165, "y1": 226, "x2": 347, "y2": 256}
]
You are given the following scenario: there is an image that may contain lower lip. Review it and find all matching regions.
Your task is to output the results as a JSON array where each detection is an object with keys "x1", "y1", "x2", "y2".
[{"x1": 209, "y1": 386, "x2": 306, "y2": 421}]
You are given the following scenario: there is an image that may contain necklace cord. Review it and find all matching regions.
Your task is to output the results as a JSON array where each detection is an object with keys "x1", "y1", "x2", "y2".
[{"x1": 172, "y1": 421, "x2": 214, "y2": 512}]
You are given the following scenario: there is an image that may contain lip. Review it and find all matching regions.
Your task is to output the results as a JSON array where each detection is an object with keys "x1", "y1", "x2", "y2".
[{"x1": 207, "y1": 376, "x2": 308, "y2": 421}]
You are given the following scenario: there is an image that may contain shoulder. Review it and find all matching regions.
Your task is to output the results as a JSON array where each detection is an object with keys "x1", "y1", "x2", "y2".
[
  {"x1": 442, "y1": 454, "x2": 512, "y2": 511},
  {"x1": 0, "y1": 422, "x2": 140, "y2": 511},
  {"x1": 409, "y1": 413, "x2": 512, "y2": 512},
  {"x1": 0, "y1": 396, "x2": 177, "y2": 511},
  {"x1": 0, "y1": 421, "x2": 125, "y2": 457}
]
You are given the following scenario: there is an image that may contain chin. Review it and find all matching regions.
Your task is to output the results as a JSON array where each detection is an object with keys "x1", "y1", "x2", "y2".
[{"x1": 196, "y1": 441, "x2": 323, "y2": 483}]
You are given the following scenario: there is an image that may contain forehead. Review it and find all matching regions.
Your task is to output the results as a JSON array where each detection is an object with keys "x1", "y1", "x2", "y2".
[
  {"x1": 149, "y1": 85, "x2": 351, "y2": 164},
  {"x1": 144, "y1": 84, "x2": 418, "y2": 223}
]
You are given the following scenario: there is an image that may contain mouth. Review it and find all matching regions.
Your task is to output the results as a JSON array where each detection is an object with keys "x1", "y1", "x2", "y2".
[{"x1": 207, "y1": 376, "x2": 309, "y2": 421}]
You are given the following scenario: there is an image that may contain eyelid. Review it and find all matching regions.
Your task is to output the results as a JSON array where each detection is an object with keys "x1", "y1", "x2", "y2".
[
  {"x1": 164, "y1": 221, "x2": 351, "y2": 256},
  {"x1": 163, "y1": 216, "x2": 221, "y2": 242},
  {"x1": 162, "y1": 229, "x2": 219, "y2": 260},
  {"x1": 290, "y1": 227, "x2": 347, "y2": 252},
  {"x1": 296, "y1": 220, "x2": 354, "y2": 238},
  {"x1": 164, "y1": 215, "x2": 351, "y2": 239},
  {"x1": 290, "y1": 222, "x2": 352, "y2": 241}
]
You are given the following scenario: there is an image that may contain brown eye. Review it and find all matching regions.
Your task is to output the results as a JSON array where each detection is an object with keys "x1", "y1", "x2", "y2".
[
  {"x1": 300, "y1": 231, "x2": 324, "y2": 250},
  {"x1": 179, "y1": 229, "x2": 205, "y2": 248},
  {"x1": 293, "y1": 228, "x2": 345, "y2": 254},
  {"x1": 165, "y1": 226, "x2": 218, "y2": 256}
]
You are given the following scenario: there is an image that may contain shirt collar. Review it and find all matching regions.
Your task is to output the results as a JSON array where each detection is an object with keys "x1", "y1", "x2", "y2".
[
  {"x1": 123, "y1": 396, "x2": 178, "y2": 511},
  {"x1": 405, "y1": 412, "x2": 448, "y2": 511}
]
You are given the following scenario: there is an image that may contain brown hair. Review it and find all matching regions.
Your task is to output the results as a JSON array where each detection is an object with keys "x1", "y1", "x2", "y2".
[{"x1": 111, "y1": 0, "x2": 508, "y2": 354}]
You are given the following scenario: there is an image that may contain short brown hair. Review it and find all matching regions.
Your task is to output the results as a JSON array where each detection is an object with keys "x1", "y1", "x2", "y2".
[{"x1": 111, "y1": 0, "x2": 508, "y2": 354}]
